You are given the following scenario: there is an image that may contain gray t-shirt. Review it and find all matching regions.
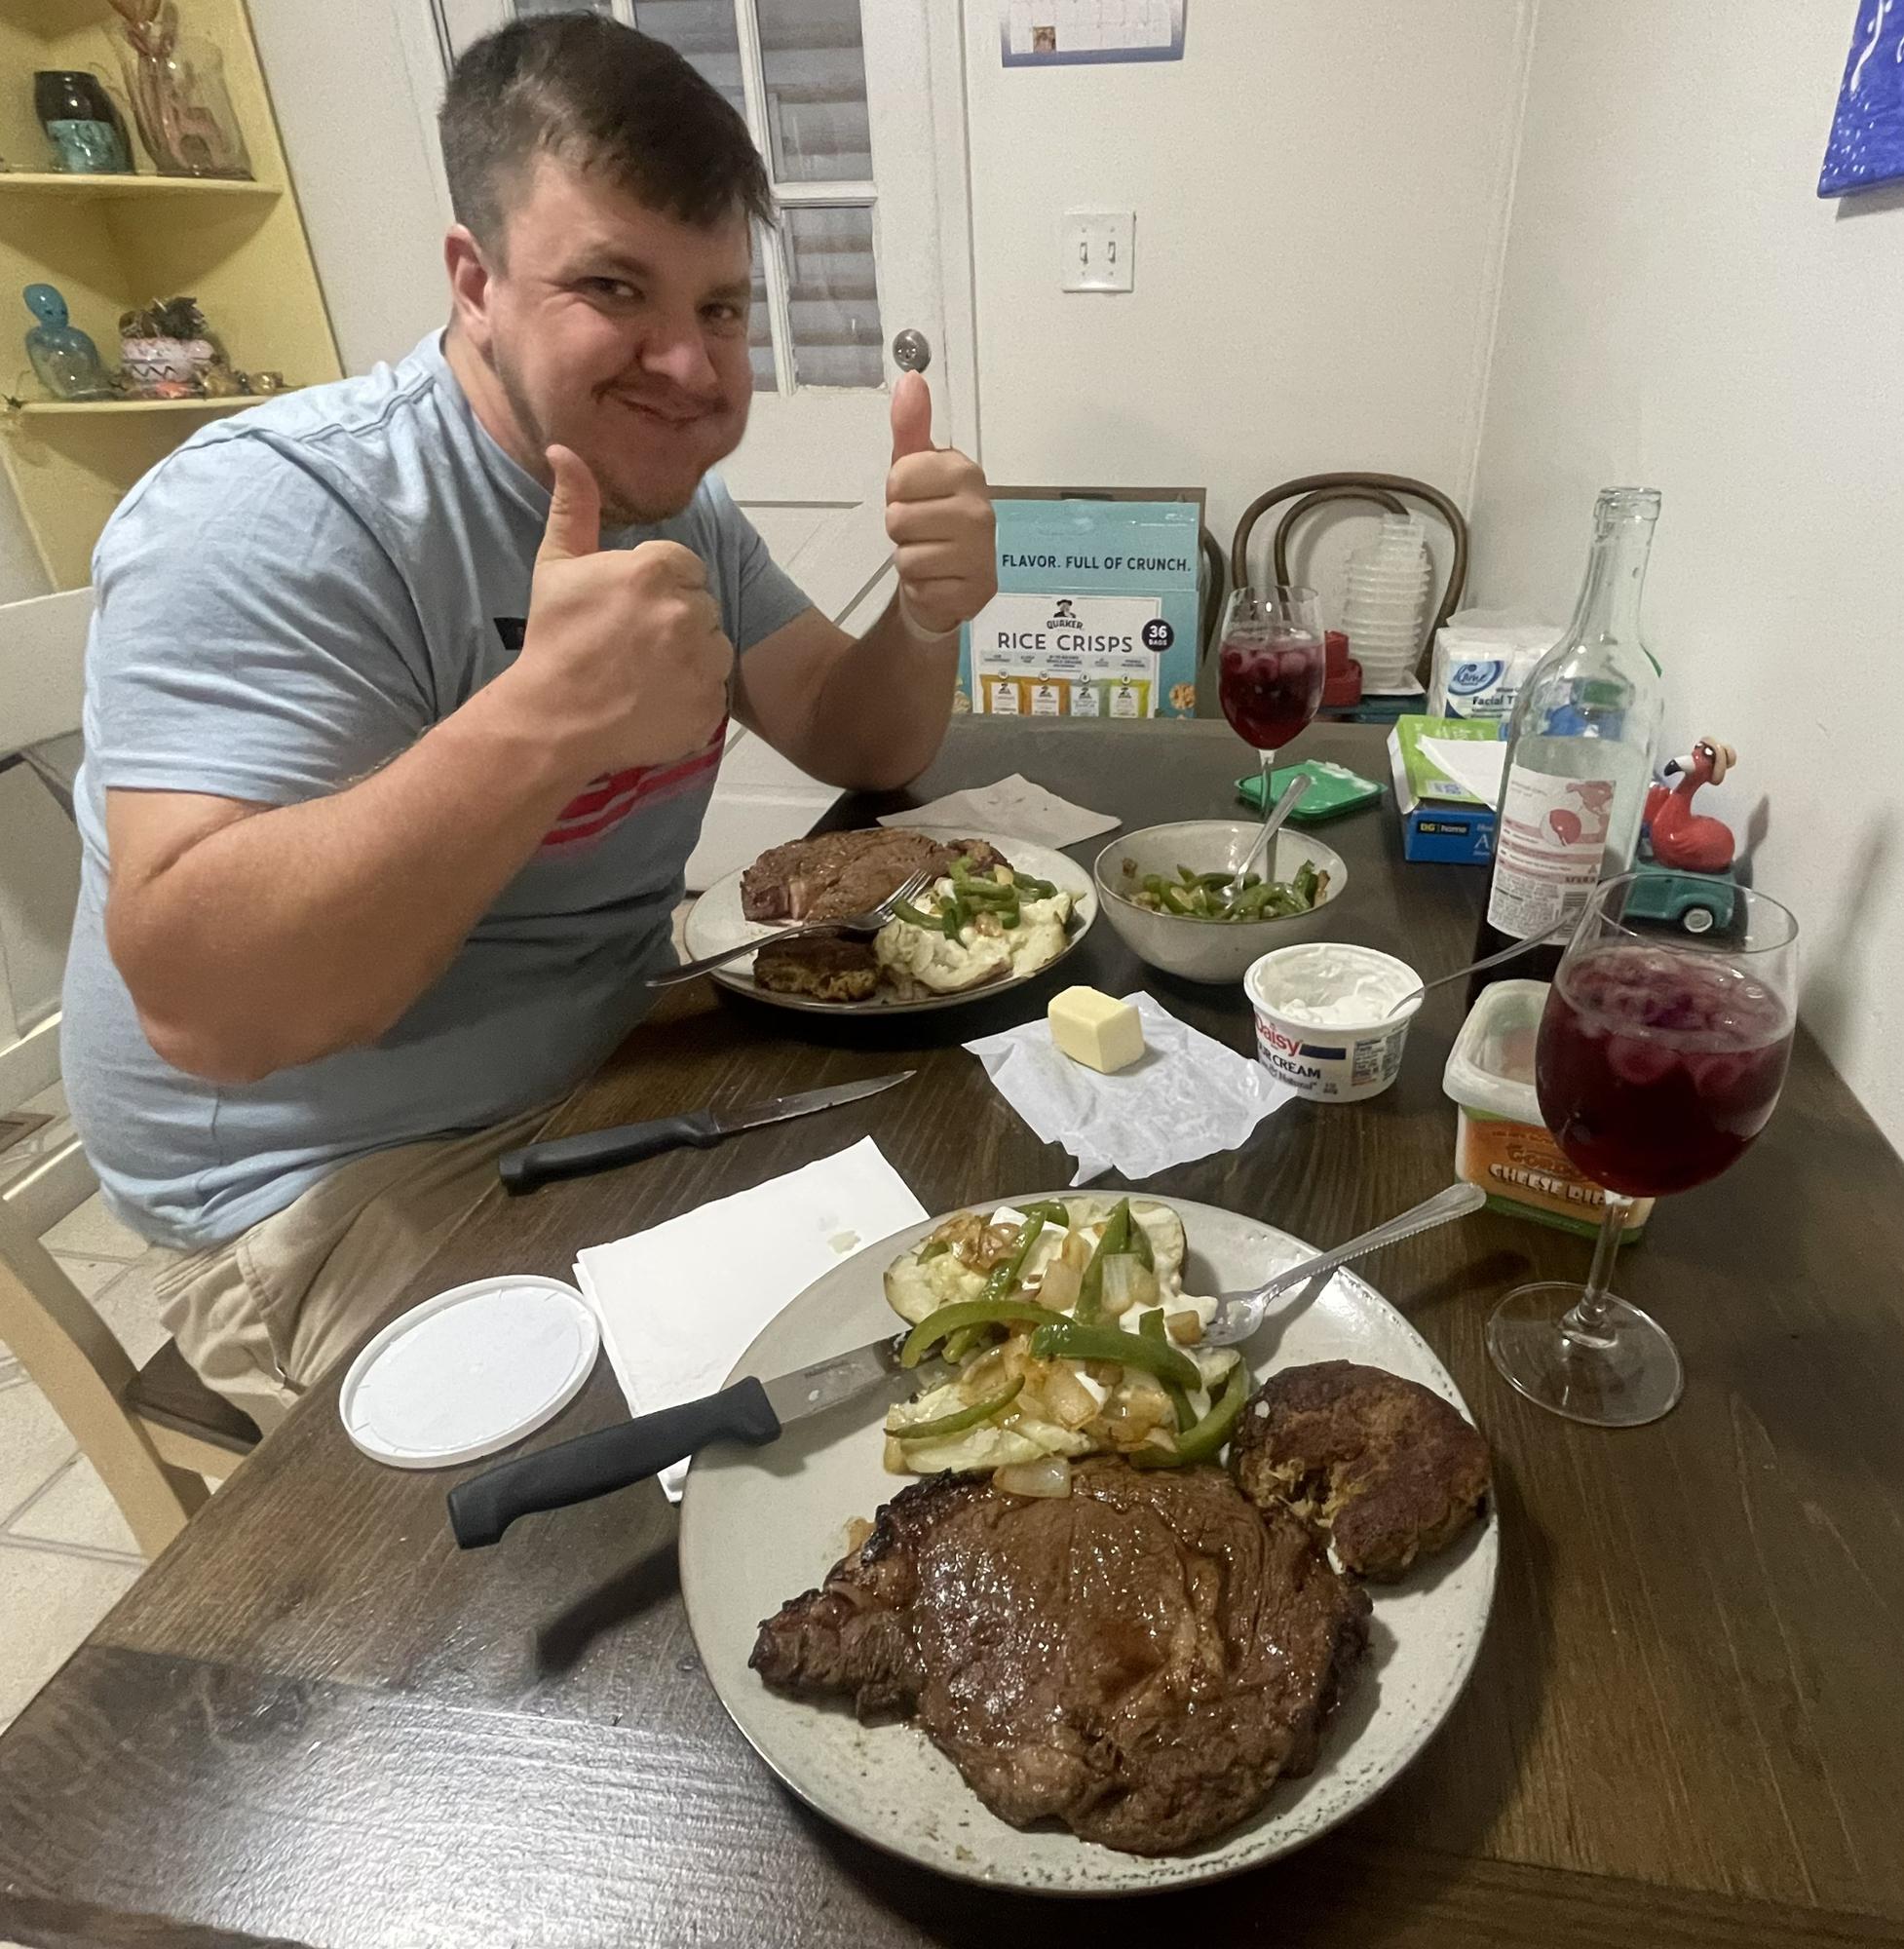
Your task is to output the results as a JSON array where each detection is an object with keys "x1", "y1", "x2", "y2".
[{"x1": 61, "y1": 331, "x2": 812, "y2": 1249}]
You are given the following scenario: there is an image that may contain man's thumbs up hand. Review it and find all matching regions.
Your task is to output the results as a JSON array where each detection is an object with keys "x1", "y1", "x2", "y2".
[
  {"x1": 508, "y1": 444, "x2": 734, "y2": 783},
  {"x1": 890, "y1": 370, "x2": 934, "y2": 463},
  {"x1": 884, "y1": 376, "x2": 996, "y2": 638},
  {"x1": 537, "y1": 444, "x2": 604, "y2": 564}
]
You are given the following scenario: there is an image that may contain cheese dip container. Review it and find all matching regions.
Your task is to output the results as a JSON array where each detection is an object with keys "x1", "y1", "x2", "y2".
[
  {"x1": 1244, "y1": 943, "x2": 1423, "y2": 1102},
  {"x1": 1442, "y1": 978, "x2": 1652, "y2": 1239}
]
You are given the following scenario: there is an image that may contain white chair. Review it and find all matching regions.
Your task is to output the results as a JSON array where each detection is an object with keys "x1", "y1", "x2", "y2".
[{"x1": 0, "y1": 588, "x2": 257, "y2": 1557}]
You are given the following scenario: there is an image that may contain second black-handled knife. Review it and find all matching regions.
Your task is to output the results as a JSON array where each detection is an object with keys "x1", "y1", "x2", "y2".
[{"x1": 497, "y1": 1069, "x2": 913, "y2": 1195}]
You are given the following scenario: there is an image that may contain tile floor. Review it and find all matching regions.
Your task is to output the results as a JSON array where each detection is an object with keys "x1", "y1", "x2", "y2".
[{"x1": 1, "y1": 1080, "x2": 181, "y2": 1733}]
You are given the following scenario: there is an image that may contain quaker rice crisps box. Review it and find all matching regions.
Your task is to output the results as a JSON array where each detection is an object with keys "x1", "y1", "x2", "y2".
[{"x1": 958, "y1": 493, "x2": 1204, "y2": 721}]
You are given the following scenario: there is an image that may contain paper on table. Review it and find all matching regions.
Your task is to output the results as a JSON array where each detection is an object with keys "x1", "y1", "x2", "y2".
[
  {"x1": 965, "y1": 992, "x2": 1294, "y2": 1185},
  {"x1": 573, "y1": 1137, "x2": 928, "y2": 1500},
  {"x1": 877, "y1": 773, "x2": 1119, "y2": 849},
  {"x1": 1418, "y1": 735, "x2": 1508, "y2": 810}
]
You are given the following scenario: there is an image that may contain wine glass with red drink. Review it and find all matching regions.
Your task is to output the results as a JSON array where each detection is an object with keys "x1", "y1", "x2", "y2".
[
  {"x1": 1218, "y1": 584, "x2": 1326, "y2": 821},
  {"x1": 1487, "y1": 873, "x2": 1799, "y2": 1427}
]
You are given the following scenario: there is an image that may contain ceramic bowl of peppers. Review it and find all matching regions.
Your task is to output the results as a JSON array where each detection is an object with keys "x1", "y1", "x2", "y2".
[{"x1": 1092, "y1": 822, "x2": 1349, "y2": 985}]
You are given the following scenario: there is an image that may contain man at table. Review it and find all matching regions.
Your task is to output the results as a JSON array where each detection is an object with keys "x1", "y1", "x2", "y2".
[{"x1": 59, "y1": 16, "x2": 996, "y2": 1433}]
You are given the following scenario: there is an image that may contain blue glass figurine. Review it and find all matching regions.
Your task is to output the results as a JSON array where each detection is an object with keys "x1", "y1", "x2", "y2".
[{"x1": 23, "y1": 284, "x2": 113, "y2": 401}]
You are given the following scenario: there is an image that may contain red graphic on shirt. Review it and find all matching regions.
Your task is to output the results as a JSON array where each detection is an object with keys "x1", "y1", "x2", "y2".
[{"x1": 539, "y1": 719, "x2": 727, "y2": 851}]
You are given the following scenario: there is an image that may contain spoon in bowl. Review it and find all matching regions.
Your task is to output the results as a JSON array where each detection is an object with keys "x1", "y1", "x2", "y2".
[{"x1": 1223, "y1": 771, "x2": 1313, "y2": 894}]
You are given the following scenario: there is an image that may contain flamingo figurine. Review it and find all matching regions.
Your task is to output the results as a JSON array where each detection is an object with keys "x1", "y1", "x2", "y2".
[{"x1": 1644, "y1": 737, "x2": 1738, "y2": 874}]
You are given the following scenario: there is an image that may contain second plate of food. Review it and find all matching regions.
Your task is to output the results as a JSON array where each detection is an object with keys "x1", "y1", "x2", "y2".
[
  {"x1": 678, "y1": 1193, "x2": 1498, "y2": 1895},
  {"x1": 683, "y1": 825, "x2": 1097, "y2": 1014}
]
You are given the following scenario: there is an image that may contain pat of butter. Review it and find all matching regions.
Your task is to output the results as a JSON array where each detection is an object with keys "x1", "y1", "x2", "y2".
[{"x1": 1047, "y1": 986, "x2": 1145, "y2": 1075}]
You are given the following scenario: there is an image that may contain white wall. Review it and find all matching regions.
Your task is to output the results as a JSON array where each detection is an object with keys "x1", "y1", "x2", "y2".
[
  {"x1": 1469, "y1": 0, "x2": 1904, "y2": 1152},
  {"x1": 0, "y1": 480, "x2": 48, "y2": 608},
  {"x1": 960, "y1": 0, "x2": 1535, "y2": 598},
  {"x1": 1, "y1": 481, "x2": 57, "y2": 1077},
  {"x1": 249, "y1": 0, "x2": 453, "y2": 374}
]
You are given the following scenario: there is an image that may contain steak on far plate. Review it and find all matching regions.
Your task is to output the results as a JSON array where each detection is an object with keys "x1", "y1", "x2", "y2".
[
  {"x1": 749, "y1": 1458, "x2": 1370, "y2": 1855},
  {"x1": 740, "y1": 830, "x2": 1006, "y2": 924}
]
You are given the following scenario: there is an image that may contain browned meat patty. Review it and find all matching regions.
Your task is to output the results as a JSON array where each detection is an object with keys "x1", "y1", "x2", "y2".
[
  {"x1": 740, "y1": 830, "x2": 1006, "y2": 924},
  {"x1": 752, "y1": 934, "x2": 882, "y2": 1003},
  {"x1": 1231, "y1": 1361, "x2": 1491, "y2": 1581},
  {"x1": 750, "y1": 1458, "x2": 1370, "y2": 1855}
]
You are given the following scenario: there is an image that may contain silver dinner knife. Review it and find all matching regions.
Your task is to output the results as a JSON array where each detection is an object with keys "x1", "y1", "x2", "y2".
[
  {"x1": 448, "y1": 1334, "x2": 946, "y2": 1548},
  {"x1": 497, "y1": 1070, "x2": 914, "y2": 1194}
]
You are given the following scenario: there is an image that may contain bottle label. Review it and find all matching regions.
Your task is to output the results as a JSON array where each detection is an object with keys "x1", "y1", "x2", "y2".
[{"x1": 1486, "y1": 764, "x2": 1616, "y2": 939}]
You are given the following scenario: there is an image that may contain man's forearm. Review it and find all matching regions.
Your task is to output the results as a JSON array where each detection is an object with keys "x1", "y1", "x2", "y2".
[
  {"x1": 113, "y1": 681, "x2": 589, "y2": 1083},
  {"x1": 805, "y1": 595, "x2": 963, "y2": 791}
]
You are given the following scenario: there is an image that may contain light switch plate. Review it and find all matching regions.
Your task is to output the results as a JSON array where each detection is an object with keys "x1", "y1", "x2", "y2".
[{"x1": 1061, "y1": 210, "x2": 1135, "y2": 292}]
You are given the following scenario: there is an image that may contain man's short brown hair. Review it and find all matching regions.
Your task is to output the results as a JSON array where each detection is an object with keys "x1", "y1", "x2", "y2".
[{"x1": 439, "y1": 16, "x2": 773, "y2": 256}]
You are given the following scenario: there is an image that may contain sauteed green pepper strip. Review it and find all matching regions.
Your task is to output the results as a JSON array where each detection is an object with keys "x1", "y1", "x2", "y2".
[
  {"x1": 1135, "y1": 1357, "x2": 1251, "y2": 1468},
  {"x1": 891, "y1": 898, "x2": 942, "y2": 933},
  {"x1": 1073, "y1": 1198, "x2": 1131, "y2": 1324},
  {"x1": 939, "y1": 1323, "x2": 986, "y2": 1363},
  {"x1": 1125, "y1": 1204, "x2": 1155, "y2": 1272},
  {"x1": 899, "y1": 1296, "x2": 1067, "y2": 1368},
  {"x1": 893, "y1": 860, "x2": 1056, "y2": 939},
  {"x1": 1027, "y1": 1318, "x2": 1202, "y2": 1394},
  {"x1": 950, "y1": 874, "x2": 1021, "y2": 932},
  {"x1": 1140, "y1": 1309, "x2": 1197, "y2": 1433},
  {"x1": 890, "y1": 1375, "x2": 1023, "y2": 1441},
  {"x1": 978, "y1": 1212, "x2": 1048, "y2": 1303}
]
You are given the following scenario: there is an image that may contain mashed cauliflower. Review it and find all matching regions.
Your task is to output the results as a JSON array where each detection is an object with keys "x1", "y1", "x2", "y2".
[{"x1": 873, "y1": 878, "x2": 1073, "y2": 998}]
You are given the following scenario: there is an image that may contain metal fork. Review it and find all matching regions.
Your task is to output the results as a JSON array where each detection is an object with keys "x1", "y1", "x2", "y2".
[
  {"x1": 648, "y1": 867, "x2": 935, "y2": 987},
  {"x1": 1201, "y1": 1182, "x2": 1487, "y2": 1347}
]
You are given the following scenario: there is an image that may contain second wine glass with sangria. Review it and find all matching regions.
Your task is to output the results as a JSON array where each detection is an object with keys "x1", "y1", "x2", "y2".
[{"x1": 1217, "y1": 583, "x2": 1327, "y2": 821}]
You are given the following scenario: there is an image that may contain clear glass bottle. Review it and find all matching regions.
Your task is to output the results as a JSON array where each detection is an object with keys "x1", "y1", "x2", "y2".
[{"x1": 1469, "y1": 487, "x2": 1665, "y2": 998}]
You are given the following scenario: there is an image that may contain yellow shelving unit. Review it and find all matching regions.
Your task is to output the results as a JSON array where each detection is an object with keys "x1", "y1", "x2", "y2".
[
  {"x1": 19, "y1": 391, "x2": 255, "y2": 413},
  {"x1": 0, "y1": 167, "x2": 278, "y2": 199},
  {"x1": 1, "y1": 0, "x2": 341, "y2": 588}
]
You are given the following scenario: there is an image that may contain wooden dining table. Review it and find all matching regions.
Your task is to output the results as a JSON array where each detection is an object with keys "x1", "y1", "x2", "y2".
[{"x1": 3, "y1": 717, "x2": 1902, "y2": 1949}]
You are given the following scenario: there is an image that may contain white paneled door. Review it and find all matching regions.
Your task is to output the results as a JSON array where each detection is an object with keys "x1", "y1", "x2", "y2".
[
  {"x1": 432, "y1": 0, "x2": 973, "y2": 606},
  {"x1": 427, "y1": 0, "x2": 975, "y2": 879}
]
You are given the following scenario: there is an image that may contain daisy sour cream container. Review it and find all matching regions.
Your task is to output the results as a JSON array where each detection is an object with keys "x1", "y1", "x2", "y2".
[{"x1": 1244, "y1": 943, "x2": 1423, "y2": 1102}]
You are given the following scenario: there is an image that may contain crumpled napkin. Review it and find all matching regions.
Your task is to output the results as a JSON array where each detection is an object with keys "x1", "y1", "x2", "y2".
[
  {"x1": 878, "y1": 773, "x2": 1119, "y2": 849},
  {"x1": 572, "y1": 1137, "x2": 928, "y2": 1500},
  {"x1": 965, "y1": 992, "x2": 1295, "y2": 1185}
]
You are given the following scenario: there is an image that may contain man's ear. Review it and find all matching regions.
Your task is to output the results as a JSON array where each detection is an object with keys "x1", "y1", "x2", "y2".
[{"x1": 445, "y1": 224, "x2": 495, "y2": 348}]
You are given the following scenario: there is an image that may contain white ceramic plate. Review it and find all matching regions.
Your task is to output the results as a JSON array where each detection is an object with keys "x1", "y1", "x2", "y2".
[
  {"x1": 679, "y1": 1195, "x2": 1498, "y2": 1896},
  {"x1": 681, "y1": 827, "x2": 1097, "y2": 1015}
]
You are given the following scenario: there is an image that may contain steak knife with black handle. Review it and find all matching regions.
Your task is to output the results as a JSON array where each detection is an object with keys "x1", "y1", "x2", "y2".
[
  {"x1": 497, "y1": 1070, "x2": 913, "y2": 1194},
  {"x1": 448, "y1": 1333, "x2": 949, "y2": 1548}
]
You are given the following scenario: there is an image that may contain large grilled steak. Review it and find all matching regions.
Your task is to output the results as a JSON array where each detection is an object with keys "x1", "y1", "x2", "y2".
[
  {"x1": 740, "y1": 830, "x2": 1006, "y2": 924},
  {"x1": 749, "y1": 1459, "x2": 1370, "y2": 1854}
]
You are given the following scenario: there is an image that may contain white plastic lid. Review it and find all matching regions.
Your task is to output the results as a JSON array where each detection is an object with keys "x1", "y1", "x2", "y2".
[
  {"x1": 338, "y1": 1274, "x2": 600, "y2": 1470},
  {"x1": 1442, "y1": 977, "x2": 1549, "y2": 1124}
]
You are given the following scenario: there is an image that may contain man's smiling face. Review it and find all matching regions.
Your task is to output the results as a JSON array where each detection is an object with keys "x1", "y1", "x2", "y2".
[{"x1": 459, "y1": 155, "x2": 755, "y2": 523}]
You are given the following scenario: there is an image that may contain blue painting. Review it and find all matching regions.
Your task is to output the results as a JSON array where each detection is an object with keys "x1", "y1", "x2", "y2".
[{"x1": 1821, "y1": 0, "x2": 1904, "y2": 195}]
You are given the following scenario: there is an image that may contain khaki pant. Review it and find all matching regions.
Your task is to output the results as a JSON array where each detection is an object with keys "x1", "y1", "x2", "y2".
[{"x1": 151, "y1": 1104, "x2": 552, "y2": 1437}]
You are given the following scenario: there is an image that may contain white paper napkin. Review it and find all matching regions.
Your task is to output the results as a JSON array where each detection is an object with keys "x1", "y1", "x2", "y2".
[
  {"x1": 965, "y1": 992, "x2": 1294, "y2": 1185},
  {"x1": 1418, "y1": 734, "x2": 1508, "y2": 809},
  {"x1": 572, "y1": 1137, "x2": 928, "y2": 1500},
  {"x1": 877, "y1": 773, "x2": 1120, "y2": 849}
]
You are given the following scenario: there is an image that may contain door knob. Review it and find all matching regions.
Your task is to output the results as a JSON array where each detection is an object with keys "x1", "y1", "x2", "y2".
[{"x1": 891, "y1": 328, "x2": 932, "y2": 373}]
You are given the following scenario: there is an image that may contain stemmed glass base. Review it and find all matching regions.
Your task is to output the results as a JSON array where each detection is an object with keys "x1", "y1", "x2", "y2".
[
  {"x1": 1486, "y1": 1281, "x2": 1683, "y2": 1427},
  {"x1": 1487, "y1": 1188, "x2": 1683, "y2": 1428}
]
